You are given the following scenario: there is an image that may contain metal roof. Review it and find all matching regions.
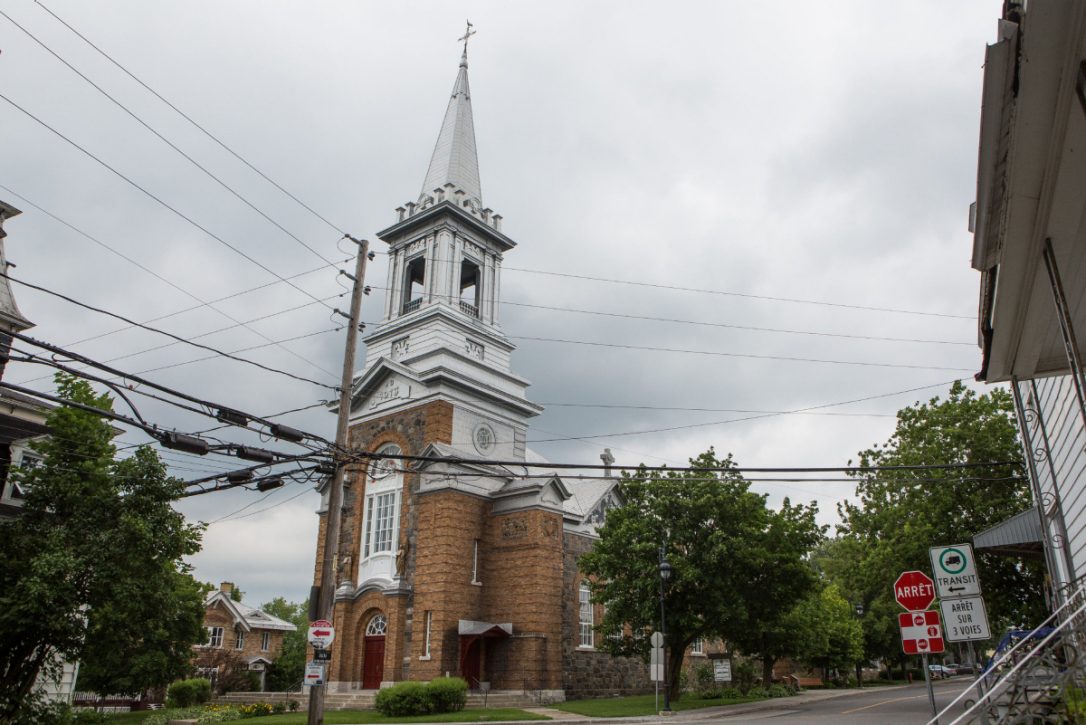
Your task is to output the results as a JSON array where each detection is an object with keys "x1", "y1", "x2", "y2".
[
  {"x1": 420, "y1": 50, "x2": 482, "y2": 206},
  {"x1": 973, "y1": 506, "x2": 1044, "y2": 559}
]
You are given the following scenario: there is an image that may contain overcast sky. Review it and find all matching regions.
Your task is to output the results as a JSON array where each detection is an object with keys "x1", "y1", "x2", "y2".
[{"x1": 1, "y1": 1, "x2": 998, "y2": 607}]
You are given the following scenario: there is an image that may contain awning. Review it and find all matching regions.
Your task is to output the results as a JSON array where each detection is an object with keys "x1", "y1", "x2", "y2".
[
  {"x1": 974, "y1": 507, "x2": 1044, "y2": 558},
  {"x1": 458, "y1": 620, "x2": 512, "y2": 637}
]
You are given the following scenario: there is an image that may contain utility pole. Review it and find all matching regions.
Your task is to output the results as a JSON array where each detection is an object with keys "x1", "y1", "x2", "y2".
[{"x1": 308, "y1": 236, "x2": 369, "y2": 725}]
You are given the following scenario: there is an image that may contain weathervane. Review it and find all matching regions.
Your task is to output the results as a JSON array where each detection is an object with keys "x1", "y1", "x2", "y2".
[{"x1": 459, "y1": 20, "x2": 476, "y2": 57}]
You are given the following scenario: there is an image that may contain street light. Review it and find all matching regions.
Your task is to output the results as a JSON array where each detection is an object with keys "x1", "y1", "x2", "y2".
[{"x1": 659, "y1": 548, "x2": 672, "y2": 714}]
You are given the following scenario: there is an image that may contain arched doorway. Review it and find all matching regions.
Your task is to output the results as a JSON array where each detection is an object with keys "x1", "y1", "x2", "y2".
[{"x1": 362, "y1": 613, "x2": 387, "y2": 689}]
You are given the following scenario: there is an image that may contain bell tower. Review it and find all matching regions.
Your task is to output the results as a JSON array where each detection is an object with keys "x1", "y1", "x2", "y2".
[{"x1": 351, "y1": 29, "x2": 541, "y2": 459}]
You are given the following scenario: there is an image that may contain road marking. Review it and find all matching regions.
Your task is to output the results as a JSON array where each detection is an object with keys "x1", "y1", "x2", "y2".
[{"x1": 840, "y1": 693, "x2": 924, "y2": 714}]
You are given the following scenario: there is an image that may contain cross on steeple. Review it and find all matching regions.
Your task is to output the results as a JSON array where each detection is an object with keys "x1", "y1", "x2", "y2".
[{"x1": 458, "y1": 20, "x2": 476, "y2": 59}]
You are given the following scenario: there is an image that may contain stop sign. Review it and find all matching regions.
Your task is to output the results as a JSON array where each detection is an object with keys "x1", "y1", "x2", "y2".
[{"x1": 894, "y1": 570, "x2": 936, "y2": 611}]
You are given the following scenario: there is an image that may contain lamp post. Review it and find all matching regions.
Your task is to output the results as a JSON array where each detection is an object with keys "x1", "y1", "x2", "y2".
[
  {"x1": 659, "y1": 547, "x2": 672, "y2": 713},
  {"x1": 853, "y1": 602, "x2": 864, "y2": 689}
]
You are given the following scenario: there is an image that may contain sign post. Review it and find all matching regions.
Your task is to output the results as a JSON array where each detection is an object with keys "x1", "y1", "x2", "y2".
[
  {"x1": 894, "y1": 570, "x2": 939, "y2": 719},
  {"x1": 650, "y1": 631, "x2": 664, "y2": 713}
]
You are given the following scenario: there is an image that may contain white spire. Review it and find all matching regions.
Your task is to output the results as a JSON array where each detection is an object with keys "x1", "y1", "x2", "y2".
[{"x1": 420, "y1": 23, "x2": 482, "y2": 206}]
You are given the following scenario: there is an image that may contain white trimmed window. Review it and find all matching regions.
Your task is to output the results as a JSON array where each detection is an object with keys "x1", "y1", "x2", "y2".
[
  {"x1": 578, "y1": 582, "x2": 594, "y2": 648},
  {"x1": 471, "y1": 539, "x2": 481, "y2": 584},
  {"x1": 235, "y1": 630, "x2": 245, "y2": 650},
  {"x1": 691, "y1": 638, "x2": 704, "y2": 655},
  {"x1": 359, "y1": 445, "x2": 403, "y2": 582},
  {"x1": 261, "y1": 632, "x2": 270, "y2": 651},
  {"x1": 207, "y1": 626, "x2": 224, "y2": 648},
  {"x1": 423, "y1": 611, "x2": 433, "y2": 658}
]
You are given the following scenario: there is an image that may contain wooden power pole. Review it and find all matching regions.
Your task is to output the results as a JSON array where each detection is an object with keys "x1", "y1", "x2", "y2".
[{"x1": 308, "y1": 236, "x2": 369, "y2": 725}]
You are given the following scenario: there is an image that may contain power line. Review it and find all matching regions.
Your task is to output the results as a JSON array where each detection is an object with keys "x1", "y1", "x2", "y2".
[
  {"x1": 0, "y1": 91, "x2": 337, "y2": 313},
  {"x1": 15, "y1": 293, "x2": 345, "y2": 388},
  {"x1": 501, "y1": 299, "x2": 973, "y2": 346},
  {"x1": 0, "y1": 8, "x2": 341, "y2": 268},
  {"x1": 365, "y1": 285, "x2": 972, "y2": 347},
  {"x1": 510, "y1": 335, "x2": 974, "y2": 372},
  {"x1": 0, "y1": 183, "x2": 346, "y2": 377},
  {"x1": 8, "y1": 331, "x2": 335, "y2": 448},
  {"x1": 535, "y1": 402, "x2": 892, "y2": 417},
  {"x1": 348, "y1": 447, "x2": 1020, "y2": 475},
  {"x1": 32, "y1": 0, "x2": 348, "y2": 237},
  {"x1": 3, "y1": 273, "x2": 338, "y2": 391},
  {"x1": 501, "y1": 265, "x2": 975, "y2": 320},
  {"x1": 525, "y1": 378, "x2": 968, "y2": 443}
]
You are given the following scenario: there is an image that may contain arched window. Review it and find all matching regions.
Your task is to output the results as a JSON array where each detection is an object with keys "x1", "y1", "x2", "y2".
[
  {"x1": 359, "y1": 445, "x2": 403, "y2": 583},
  {"x1": 403, "y1": 256, "x2": 425, "y2": 314},
  {"x1": 366, "y1": 614, "x2": 388, "y2": 636}
]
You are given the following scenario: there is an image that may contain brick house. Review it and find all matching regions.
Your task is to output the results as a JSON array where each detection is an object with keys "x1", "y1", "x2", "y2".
[
  {"x1": 197, "y1": 583, "x2": 296, "y2": 691},
  {"x1": 312, "y1": 44, "x2": 719, "y2": 699}
]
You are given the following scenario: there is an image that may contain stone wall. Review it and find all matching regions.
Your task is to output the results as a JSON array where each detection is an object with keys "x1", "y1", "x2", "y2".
[{"x1": 561, "y1": 532, "x2": 652, "y2": 698}]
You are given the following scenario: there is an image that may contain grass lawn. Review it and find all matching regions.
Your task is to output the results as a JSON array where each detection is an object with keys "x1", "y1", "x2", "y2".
[
  {"x1": 107, "y1": 708, "x2": 549, "y2": 724},
  {"x1": 554, "y1": 694, "x2": 767, "y2": 717}
]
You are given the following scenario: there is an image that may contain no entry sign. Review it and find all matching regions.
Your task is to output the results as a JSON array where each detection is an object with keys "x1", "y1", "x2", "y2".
[
  {"x1": 899, "y1": 610, "x2": 945, "y2": 655},
  {"x1": 894, "y1": 570, "x2": 936, "y2": 612}
]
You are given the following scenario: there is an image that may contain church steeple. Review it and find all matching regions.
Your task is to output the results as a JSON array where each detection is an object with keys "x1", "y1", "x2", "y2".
[{"x1": 420, "y1": 22, "x2": 482, "y2": 207}]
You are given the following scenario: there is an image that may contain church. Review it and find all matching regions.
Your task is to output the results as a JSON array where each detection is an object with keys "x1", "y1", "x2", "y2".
[{"x1": 310, "y1": 37, "x2": 676, "y2": 699}]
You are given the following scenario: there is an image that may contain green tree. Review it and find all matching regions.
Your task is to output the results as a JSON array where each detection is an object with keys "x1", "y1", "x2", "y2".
[
  {"x1": 729, "y1": 499, "x2": 825, "y2": 685},
  {"x1": 260, "y1": 597, "x2": 309, "y2": 691},
  {"x1": 0, "y1": 376, "x2": 204, "y2": 718},
  {"x1": 790, "y1": 584, "x2": 864, "y2": 682},
  {"x1": 835, "y1": 381, "x2": 1045, "y2": 671},
  {"x1": 579, "y1": 449, "x2": 822, "y2": 700}
]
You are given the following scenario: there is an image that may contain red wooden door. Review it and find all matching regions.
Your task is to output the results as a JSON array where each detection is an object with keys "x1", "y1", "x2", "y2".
[
  {"x1": 362, "y1": 636, "x2": 385, "y2": 689},
  {"x1": 460, "y1": 639, "x2": 481, "y2": 689}
]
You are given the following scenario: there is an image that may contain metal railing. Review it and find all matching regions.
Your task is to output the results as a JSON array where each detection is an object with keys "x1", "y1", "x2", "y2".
[{"x1": 929, "y1": 581, "x2": 1086, "y2": 724}]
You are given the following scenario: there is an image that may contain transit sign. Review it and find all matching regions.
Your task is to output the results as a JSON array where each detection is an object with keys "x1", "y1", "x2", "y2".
[
  {"x1": 898, "y1": 610, "x2": 945, "y2": 654},
  {"x1": 894, "y1": 570, "x2": 936, "y2": 612},
  {"x1": 939, "y1": 596, "x2": 991, "y2": 642},
  {"x1": 307, "y1": 619, "x2": 335, "y2": 649},
  {"x1": 929, "y1": 544, "x2": 981, "y2": 598}
]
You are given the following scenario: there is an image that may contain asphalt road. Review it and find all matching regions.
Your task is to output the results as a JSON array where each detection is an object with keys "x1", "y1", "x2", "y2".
[{"x1": 697, "y1": 679, "x2": 973, "y2": 724}]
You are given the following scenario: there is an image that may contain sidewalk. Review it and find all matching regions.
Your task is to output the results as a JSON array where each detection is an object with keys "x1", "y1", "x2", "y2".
[{"x1": 517, "y1": 688, "x2": 870, "y2": 724}]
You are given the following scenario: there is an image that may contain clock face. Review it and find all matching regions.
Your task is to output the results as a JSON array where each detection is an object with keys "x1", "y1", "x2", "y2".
[{"x1": 473, "y1": 423, "x2": 496, "y2": 454}]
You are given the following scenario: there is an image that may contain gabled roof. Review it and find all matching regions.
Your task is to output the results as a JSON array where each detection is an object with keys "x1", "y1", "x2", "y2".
[
  {"x1": 420, "y1": 50, "x2": 482, "y2": 206},
  {"x1": 204, "y1": 591, "x2": 296, "y2": 632}
]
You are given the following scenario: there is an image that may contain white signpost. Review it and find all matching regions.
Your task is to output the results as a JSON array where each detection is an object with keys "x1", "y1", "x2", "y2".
[
  {"x1": 929, "y1": 544, "x2": 981, "y2": 599},
  {"x1": 713, "y1": 659, "x2": 732, "y2": 683},
  {"x1": 649, "y1": 632, "x2": 664, "y2": 682},
  {"x1": 939, "y1": 596, "x2": 991, "y2": 642},
  {"x1": 303, "y1": 662, "x2": 325, "y2": 687}
]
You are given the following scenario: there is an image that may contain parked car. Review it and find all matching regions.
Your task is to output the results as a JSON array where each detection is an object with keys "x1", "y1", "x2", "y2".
[
  {"x1": 928, "y1": 664, "x2": 954, "y2": 679},
  {"x1": 943, "y1": 662, "x2": 962, "y2": 674}
]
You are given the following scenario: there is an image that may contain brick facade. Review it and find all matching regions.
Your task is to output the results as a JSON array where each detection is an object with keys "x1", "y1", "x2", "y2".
[{"x1": 320, "y1": 398, "x2": 648, "y2": 697}]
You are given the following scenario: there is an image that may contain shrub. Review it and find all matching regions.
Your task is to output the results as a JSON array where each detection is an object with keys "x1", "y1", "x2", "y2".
[
  {"x1": 167, "y1": 678, "x2": 213, "y2": 708},
  {"x1": 720, "y1": 686, "x2": 741, "y2": 699},
  {"x1": 375, "y1": 681, "x2": 432, "y2": 716},
  {"x1": 428, "y1": 677, "x2": 468, "y2": 713},
  {"x1": 733, "y1": 660, "x2": 756, "y2": 695},
  {"x1": 272, "y1": 702, "x2": 286, "y2": 713},
  {"x1": 238, "y1": 702, "x2": 274, "y2": 718},
  {"x1": 288, "y1": 700, "x2": 299, "y2": 711},
  {"x1": 767, "y1": 684, "x2": 791, "y2": 698}
]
